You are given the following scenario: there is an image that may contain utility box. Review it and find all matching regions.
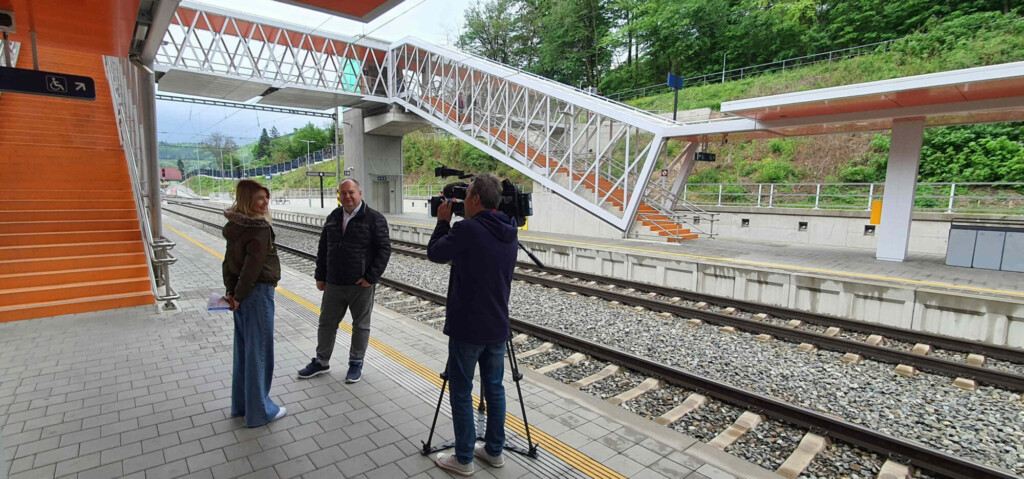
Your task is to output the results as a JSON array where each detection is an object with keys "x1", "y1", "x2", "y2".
[{"x1": 946, "y1": 219, "x2": 1024, "y2": 272}]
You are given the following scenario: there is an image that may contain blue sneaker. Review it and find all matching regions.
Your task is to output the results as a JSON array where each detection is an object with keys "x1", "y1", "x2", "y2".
[
  {"x1": 345, "y1": 361, "x2": 363, "y2": 383},
  {"x1": 298, "y1": 358, "x2": 329, "y2": 379}
]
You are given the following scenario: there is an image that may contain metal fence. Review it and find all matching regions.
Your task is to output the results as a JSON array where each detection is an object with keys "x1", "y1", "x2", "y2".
[
  {"x1": 607, "y1": 40, "x2": 897, "y2": 103},
  {"x1": 679, "y1": 182, "x2": 1024, "y2": 214},
  {"x1": 404, "y1": 184, "x2": 447, "y2": 197},
  {"x1": 409, "y1": 182, "x2": 1024, "y2": 214},
  {"x1": 181, "y1": 145, "x2": 341, "y2": 181}
]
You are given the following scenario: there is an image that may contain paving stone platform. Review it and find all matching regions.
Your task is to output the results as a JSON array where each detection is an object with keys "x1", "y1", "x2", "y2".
[{"x1": 1, "y1": 214, "x2": 770, "y2": 479}]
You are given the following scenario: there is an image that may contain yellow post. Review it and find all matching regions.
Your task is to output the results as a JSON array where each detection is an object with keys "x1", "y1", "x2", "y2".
[{"x1": 870, "y1": 201, "x2": 883, "y2": 225}]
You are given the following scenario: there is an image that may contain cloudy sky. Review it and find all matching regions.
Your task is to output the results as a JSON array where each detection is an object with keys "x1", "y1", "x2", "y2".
[{"x1": 156, "y1": 0, "x2": 470, "y2": 149}]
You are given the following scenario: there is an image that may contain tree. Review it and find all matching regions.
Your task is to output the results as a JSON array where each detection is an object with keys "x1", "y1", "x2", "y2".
[
  {"x1": 201, "y1": 133, "x2": 237, "y2": 172},
  {"x1": 269, "y1": 126, "x2": 281, "y2": 139},
  {"x1": 535, "y1": 0, "x2": 613, "y2": 88},
  {"x1": 457, "y1": 0, "x2": 533, "y2": 68},
  {"x1": 176, "y1": 158, "x2": 186, "y2": 175},
  {"x1": 252, "y1": 128, "x2": 272, "y2": 164}
]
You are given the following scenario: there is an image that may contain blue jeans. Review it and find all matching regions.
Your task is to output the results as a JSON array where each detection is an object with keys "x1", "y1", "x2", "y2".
[
  {"x1": 447, "y1": 338, "x2": 506, "y2": 465},
  {"x1": 231, "y1": 283, "x2": 281, "y2": 427}
]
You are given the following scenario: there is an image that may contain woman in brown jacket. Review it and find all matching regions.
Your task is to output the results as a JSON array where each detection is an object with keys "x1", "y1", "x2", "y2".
[{"x1": 223, "y1": 180, "x2": 285, "y2": 427}]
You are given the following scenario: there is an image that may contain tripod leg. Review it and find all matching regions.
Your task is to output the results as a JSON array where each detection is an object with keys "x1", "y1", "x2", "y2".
[
  {"x1": 478, "y1": 382, "x2": 486, "y2": 413},
  {"x1": 421, "y1": 361, "x2": 450, "y2": 455},
  {"x1": 506, "y1": 338, "x2": 539, "y2": 458}
]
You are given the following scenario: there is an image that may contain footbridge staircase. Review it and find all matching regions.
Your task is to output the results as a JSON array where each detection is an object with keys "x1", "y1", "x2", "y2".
[{"x1": 155, "y1": 3, "x2": 715, "y2": 240}]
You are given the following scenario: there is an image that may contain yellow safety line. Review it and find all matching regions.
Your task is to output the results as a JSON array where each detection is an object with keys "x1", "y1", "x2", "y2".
[
  {"x1": 390, "y1": 220, "x2": 1024, "y2": 298},
  {"x1": 166, "y1": 223, "x2": 625, "y2": 479}
]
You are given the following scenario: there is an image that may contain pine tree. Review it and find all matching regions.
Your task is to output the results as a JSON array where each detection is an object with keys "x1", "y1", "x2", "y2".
[{"x1": 253, "y1": 128, "x2": 272, "y2": 163}]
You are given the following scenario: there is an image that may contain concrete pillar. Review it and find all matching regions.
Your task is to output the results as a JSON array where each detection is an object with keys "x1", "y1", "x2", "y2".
[
  {"x1": 342, "y1": 108, "x2": 404, "y2": 214},
  {"x1": 138, "y1": 65, "x2": 162, "y2": 239},
  {"x1": 876, "y1": 119, "x2": 925, "y2": 262},
  {"x1": 669, "y1": 142, "x2": 699, "y2": 209}
]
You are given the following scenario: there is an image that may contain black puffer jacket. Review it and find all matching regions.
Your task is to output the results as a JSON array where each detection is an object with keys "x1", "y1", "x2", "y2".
[
  {"x1": 314, "y1": 202, "x2": 392, "y2": 285},
  {"x1": 222, "y1": 210, "x2": 281, "y2": 301}
]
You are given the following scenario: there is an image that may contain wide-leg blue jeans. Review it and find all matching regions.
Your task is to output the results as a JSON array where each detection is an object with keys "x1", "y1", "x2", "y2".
[
  {"x1": 447, "y1": 338, "x2": 506, "y2": 465},
  {"x1": 231, "y1": 283, "x2": 281, "y2": 427}
]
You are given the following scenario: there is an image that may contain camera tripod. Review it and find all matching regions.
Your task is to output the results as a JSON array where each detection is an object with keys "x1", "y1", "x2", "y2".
[{"x1": 420, "y1": 242, "x2": 544, "y2": 459}]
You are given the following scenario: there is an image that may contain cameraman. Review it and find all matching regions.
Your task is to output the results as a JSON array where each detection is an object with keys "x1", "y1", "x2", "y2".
[{"x1": 427, "y1": 173, "x2": 518, "y2": 476}]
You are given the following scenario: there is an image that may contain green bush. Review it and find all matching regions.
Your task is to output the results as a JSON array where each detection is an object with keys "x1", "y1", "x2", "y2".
[
  {"x1": 754, "y1": 158, "x2": 799, "y2": 183},
  {"x1": 767, "y1": 138, "x2": 797, "y2": 157},
  {"x1": 688, "y1": 167, "x2": 723, "y2": 184}
]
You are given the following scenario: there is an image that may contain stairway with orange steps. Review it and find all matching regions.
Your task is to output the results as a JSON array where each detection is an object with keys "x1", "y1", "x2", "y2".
[
  {"x1": 421, "y1": 96, "x2": 698, "y2": 241},
  {"x1": 0, "y1": 46, "x2": 155, "y2": 322}
]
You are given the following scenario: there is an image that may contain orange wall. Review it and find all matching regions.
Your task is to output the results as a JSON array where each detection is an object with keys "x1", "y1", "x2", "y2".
[{"x1": 0, "y1": 0, "x2": 139, "y2": 57}]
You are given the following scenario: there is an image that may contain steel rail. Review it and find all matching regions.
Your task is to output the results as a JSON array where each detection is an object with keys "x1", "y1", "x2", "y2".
[
  {"x1": 396, "y1": 236, "x2": 1024, "y2": 364},
  {"x1": 382, "y1": 242, "x2": 1024, "y2": 391},
  {"x1": 165, "y1": 202, "x2": 1024, "y2": 364},
  {"x1": 164, "y1": 207, "x2": 1018, "y2": 479},
  {"x1": 164, "y1": 202, "x2": 1024, "y2": 365},
  {"x1": 164, "y1": 204, "x2": 1024, "y2": 388}
]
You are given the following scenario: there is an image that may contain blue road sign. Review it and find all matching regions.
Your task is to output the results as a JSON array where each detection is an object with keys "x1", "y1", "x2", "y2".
[
  {"x1": 0, "y1": 66, "x2": 96, "y2": 100},
  {"x1": 666, "y1": 72, "x2": 683, "y2": 90}
]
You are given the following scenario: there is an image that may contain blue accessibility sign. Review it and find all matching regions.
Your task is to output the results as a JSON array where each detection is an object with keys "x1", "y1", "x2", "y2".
[{"x1": 0, "y1": 66, "x2": 96, "y2": 101}]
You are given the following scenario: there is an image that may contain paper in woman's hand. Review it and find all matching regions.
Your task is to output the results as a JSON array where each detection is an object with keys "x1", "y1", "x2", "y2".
[{"x1": 208, "y1": 293, "x2": 232, "y2": 311}]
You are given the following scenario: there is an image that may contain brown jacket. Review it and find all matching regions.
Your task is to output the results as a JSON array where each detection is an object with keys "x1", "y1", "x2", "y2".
[{"x1": 222, "y1": 210, "x2": 281, "y2": 301}]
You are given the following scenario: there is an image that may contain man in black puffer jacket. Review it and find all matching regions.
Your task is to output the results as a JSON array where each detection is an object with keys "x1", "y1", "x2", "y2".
[{"x1": 298, "y1": 179, "x2": 391, "y2": 383}]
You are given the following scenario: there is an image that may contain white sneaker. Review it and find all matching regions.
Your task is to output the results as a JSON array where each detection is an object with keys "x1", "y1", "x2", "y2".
[
  {"x1": 435, "y1": 452, "x2": 474, "y2": 476},
  {"x1": 273, "y1": 407, "x2": 287, "y2": 421},
  {"x1": 474, "y1": 444, "x2": 504, "y2": 467}
]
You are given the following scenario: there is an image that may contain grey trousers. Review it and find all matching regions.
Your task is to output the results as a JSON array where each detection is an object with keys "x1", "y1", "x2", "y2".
[{"x1": 315, "y1": 283, "x2": 375, "y2": 366}]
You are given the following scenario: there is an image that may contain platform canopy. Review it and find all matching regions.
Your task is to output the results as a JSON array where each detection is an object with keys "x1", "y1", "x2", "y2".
[
  {"x1": 666, "y1": 61, "x2": 1024, "y2": 141},
  {"x1": 272, "y1": 0, "x2": 406, "y2": 22}
]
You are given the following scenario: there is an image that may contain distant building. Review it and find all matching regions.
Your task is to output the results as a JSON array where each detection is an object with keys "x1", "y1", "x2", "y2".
[{"x1": 160, "y1": 167, "x2": 183, "y2": 182}]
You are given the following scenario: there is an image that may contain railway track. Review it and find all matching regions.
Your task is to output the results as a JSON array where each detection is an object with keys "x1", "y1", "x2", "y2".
[
  {"x1": 165, "y1": 201, "x2": 1024, "y2": 392},
  {"x1": 163, "y1": 203, "x2": 1022, "y2": 479}
]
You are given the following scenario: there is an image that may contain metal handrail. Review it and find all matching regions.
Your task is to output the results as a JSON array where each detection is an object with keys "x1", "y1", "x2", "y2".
[
  {"x1": 396, "y1": 37, "x2": 678, "y2": 127},
  {"x1": 0, "y1": 40, "x2": 19, "y2": 98},
  {"x1": 641, "y1": 181, "x2": 718, "y2": 238},
  {"x1": 608, "y1": 40, "x2": 898, "y2": 102},
  {"x1": 680, "y1": 181, "x2": 1024, "y2": 214},
  {"x1": 104, "y1": 57, "x2": 180, "y2": 307}
]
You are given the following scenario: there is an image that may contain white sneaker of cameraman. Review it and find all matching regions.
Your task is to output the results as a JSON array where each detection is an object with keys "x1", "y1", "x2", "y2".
[
  {"x1": 474, "y1": 444, "x2": 504, "y2": 467},
  {"x1": 435, "y1": 453, "x2": 474, "y2": 476}
]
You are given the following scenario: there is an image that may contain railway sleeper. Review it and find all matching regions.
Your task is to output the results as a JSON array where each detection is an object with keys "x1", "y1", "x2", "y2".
[
  {"x1": 571, "y1": 364, "x2": 622, "y2": 388},
  {"x1": 410, "y1": 306, "x2": 446, "y2": 318},
  {"x1": 518, "y1": 342, "x2": 554, "y2": 359},
  {"x1": 775, "y1": 433, "x2": 830, "y2": 479},
  {"x1": 877, "y1": 459, "x2": 913, "y2": 479},
  {"x1": 653, "y1": 393, "x2": 707, "y2": 426},
  {"x1": 607, "y1": 377, "x2": 664, "y2": 406},
  {"x1": 535, "y1": 353, "x2": 588, "y2": 374},
  {"x1": 708, "y1": 411, "x2": 764, "y2": 450},
  {"x1": 895, "y1": 343, "x2": 933, "y2": 377},
  {"x1": 841, "y1": 353, "x2": 865, "y2": 364}
]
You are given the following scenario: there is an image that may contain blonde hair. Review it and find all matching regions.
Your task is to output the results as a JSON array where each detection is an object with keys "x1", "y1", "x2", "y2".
[{"x1": 230, "y1": 179, "x2": 271, "y2": 220}]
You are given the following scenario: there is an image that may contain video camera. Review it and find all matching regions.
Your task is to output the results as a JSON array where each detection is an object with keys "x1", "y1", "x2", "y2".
[{"x1": 428, "y1": 165, "x2": 533, "y2": 227}]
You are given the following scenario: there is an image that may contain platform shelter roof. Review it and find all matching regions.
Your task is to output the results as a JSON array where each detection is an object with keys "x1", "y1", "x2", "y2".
[{"x1": 701, "y1": 61, "x2": 1024, "y2": 140}]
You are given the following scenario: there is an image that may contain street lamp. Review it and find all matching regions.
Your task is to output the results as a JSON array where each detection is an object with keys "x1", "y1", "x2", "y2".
[{"x1": 300, "y1": 139, "x2": 316, "y2": 207}]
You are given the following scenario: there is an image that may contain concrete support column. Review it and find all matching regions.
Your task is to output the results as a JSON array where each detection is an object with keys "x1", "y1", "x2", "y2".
[
  {"x1": 669, "y1": 142, "x2": 699, "y2": 209},
  {"x1": 138, "y1": 65, "x2": 162, "y2": 239},
  {"x1": 342, "y1": 108, "x2": 404, "y2": 214},
  {"x1": 876, "y1": 118, "x2": 925, "y2": 262}
]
